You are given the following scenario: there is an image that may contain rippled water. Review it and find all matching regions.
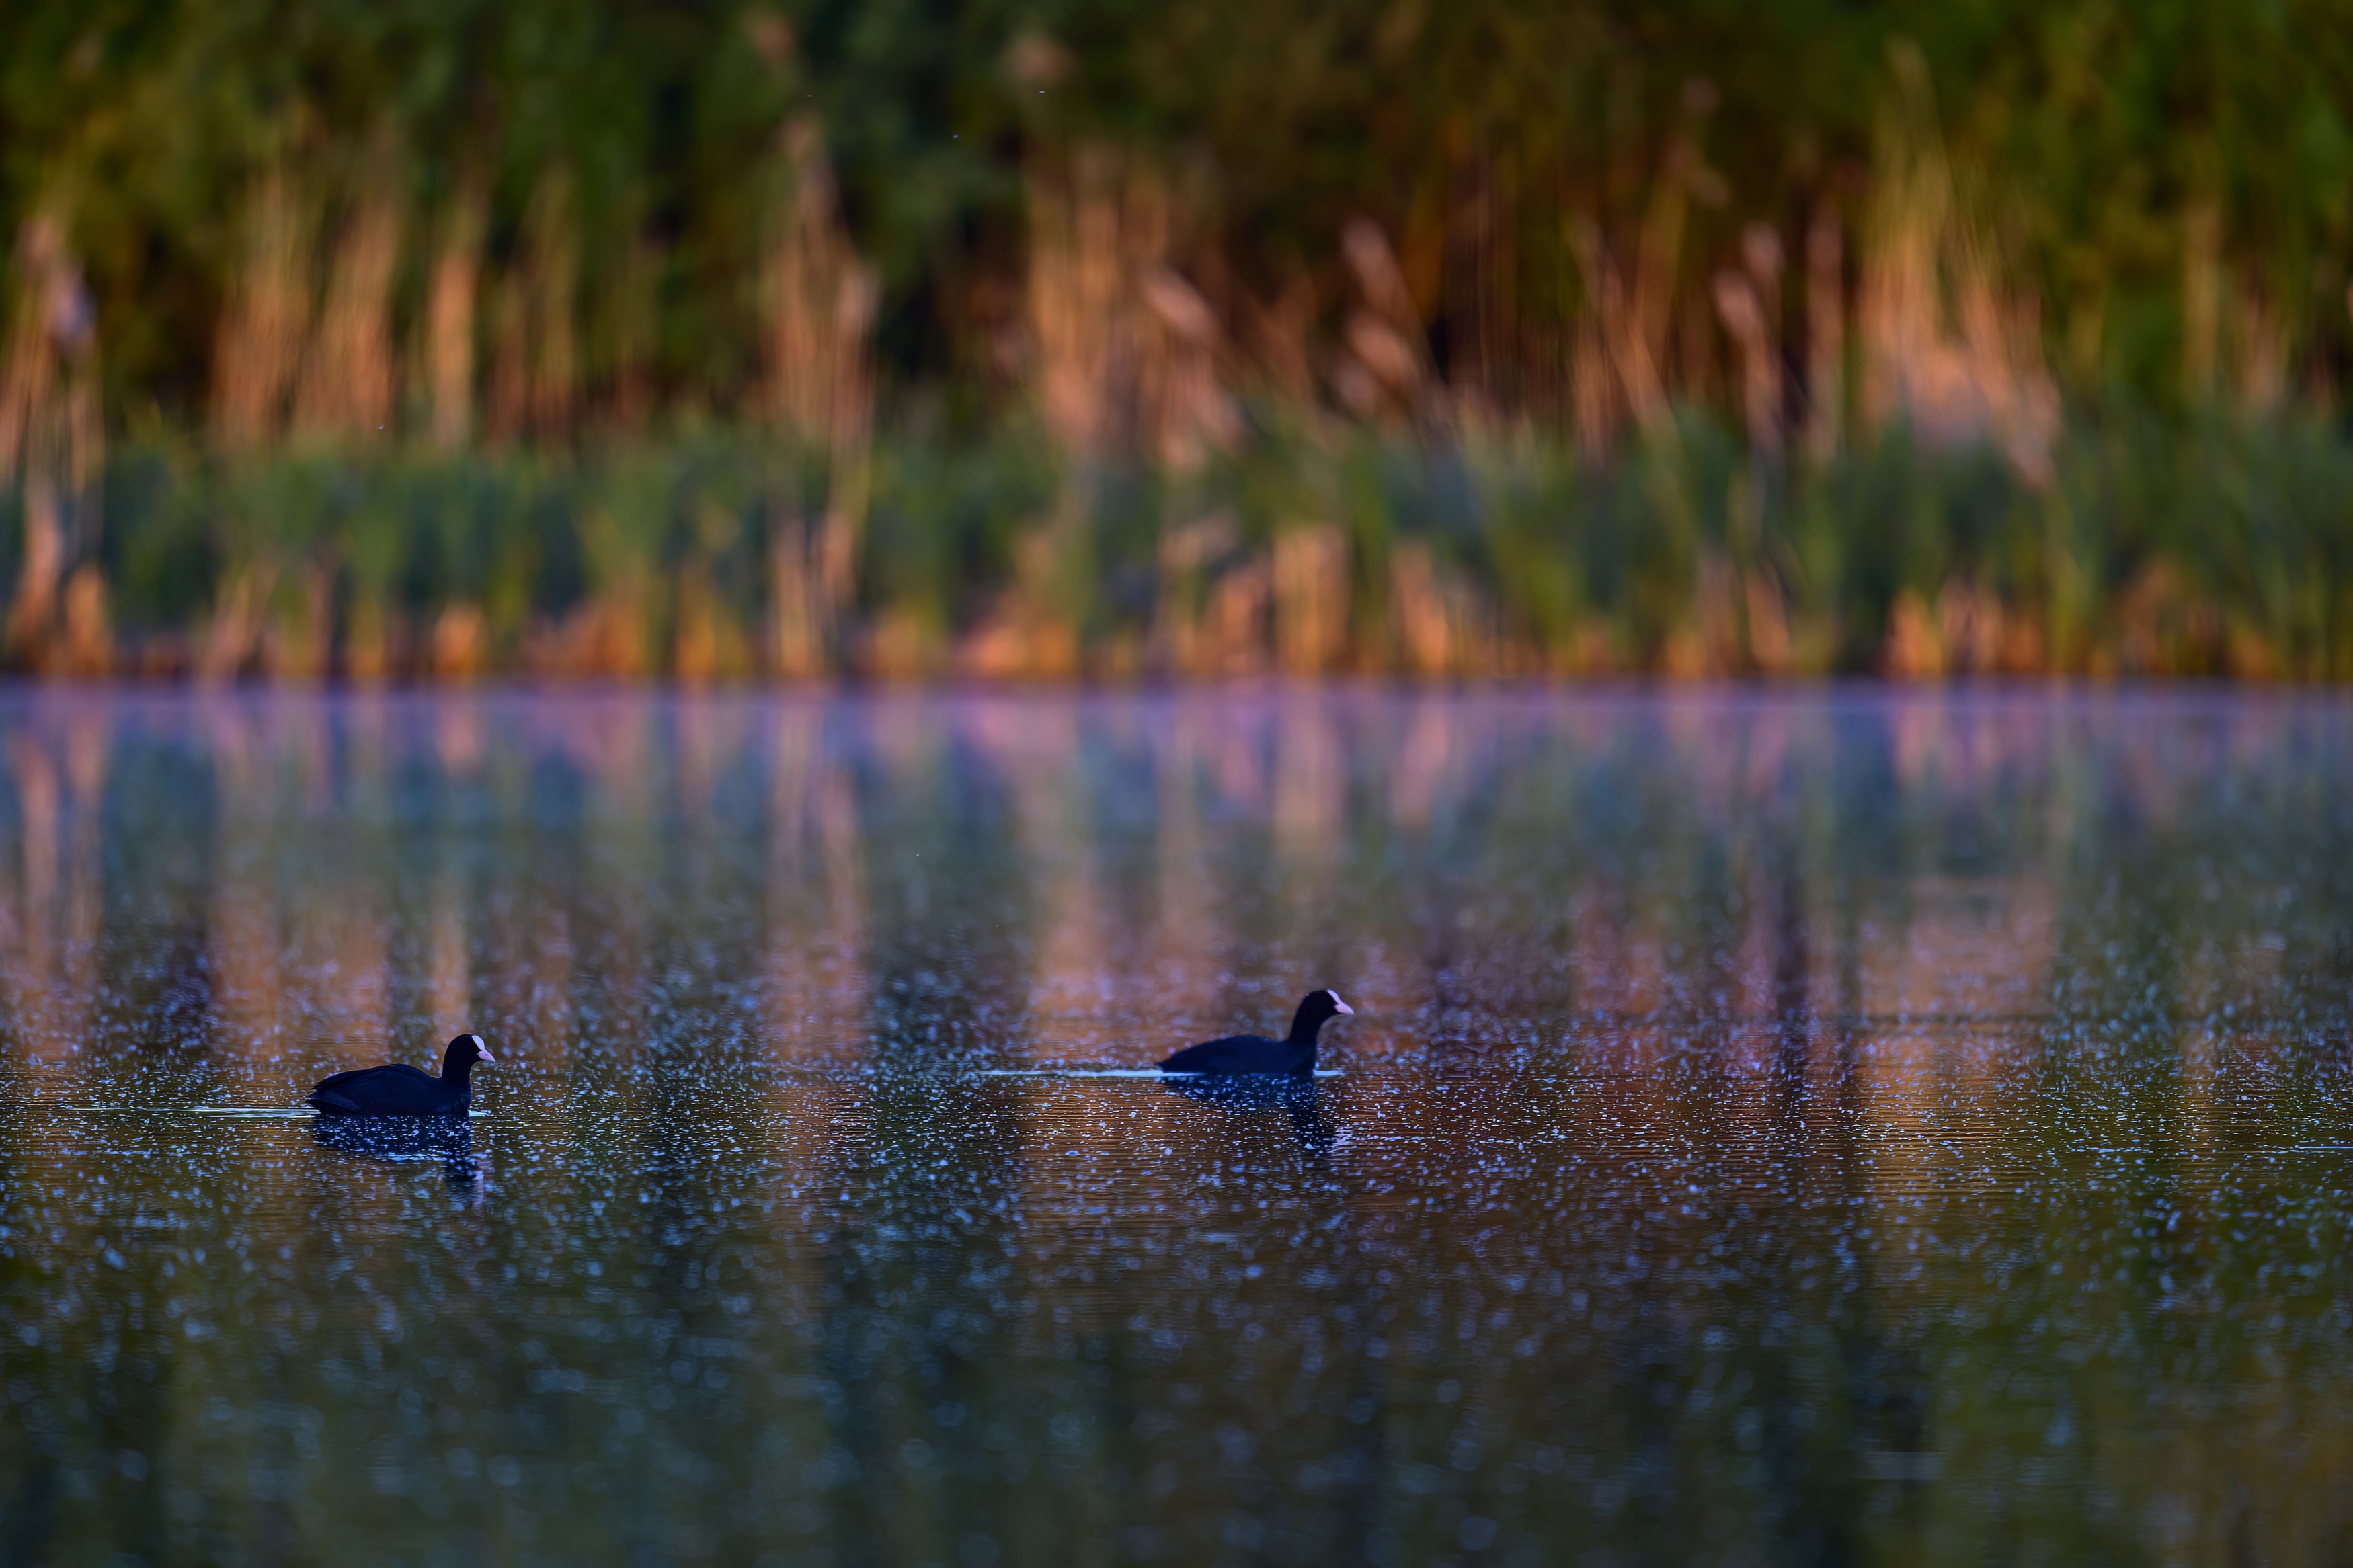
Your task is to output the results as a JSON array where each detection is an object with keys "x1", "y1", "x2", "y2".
[{"x1": 2, "y1": 686, "x2": 2351, "y2": 1566}]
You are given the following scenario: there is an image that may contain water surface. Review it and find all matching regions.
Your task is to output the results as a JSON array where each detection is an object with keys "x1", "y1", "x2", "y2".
[{"x1": 3, "y1": 686, "x2": 2351, "y2": 1565}]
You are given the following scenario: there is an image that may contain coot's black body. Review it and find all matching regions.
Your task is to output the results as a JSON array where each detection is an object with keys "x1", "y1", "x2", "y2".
[
  {"x1": 307, "y1": 1033, "x2": 496, "y2": 1116},
  {"x1": 1159, "y1": 990, "x2": 1353, "y2": 1076}
]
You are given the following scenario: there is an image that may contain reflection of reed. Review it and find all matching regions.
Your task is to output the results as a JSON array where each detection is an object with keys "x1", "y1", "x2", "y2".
[
  {"x1": 2, "y1": 690, "x2": 2350, "y2": 1565},
  {"x1": 765, "y1": 702, "x2": 868, "y2": 1063},
  {"x1": 1272, "y1": 699, "x2": 1345, "y2": 868},
  {"x1": 1566, "y1": 878, "x2": 1658, "y2": 1020},
  {"x1": 432, "y1": 693, "x2": 487, "y2": 779},
  {"x1": 10, "y1": 732, "x2": 58, "y2": 975},
  {"x1": 1853, "y1": 876, "x2": 2054, "y2": 1024},
  {"x1": 485, "y1": 886, "x2": 572, "y2": 1086},
  {"x1": 0, "y1": 715, "x2": 105, "y2": 1062},
  {"x1": 298, "y1": 884, "x2": 393, "y2": 1064},
  {"x1": 426, "y1": 870, "x2": 470, "y2": 1038},
  {"x1": 190, "y1": 701, "x2": 404, "y2": 1067},
  {"x1": 970, "y1": 702, "x2": 1108, "y2": 1061},
  {"x1": 202, "y1": 705, "x2": 289, "y2": 1061},
  {"x1": 1151, "y1": 702, "x2": 1224, "y2": 1017},
  {"x1": 1388, "y1": 699, "x2": 1461, "y2": 830}
]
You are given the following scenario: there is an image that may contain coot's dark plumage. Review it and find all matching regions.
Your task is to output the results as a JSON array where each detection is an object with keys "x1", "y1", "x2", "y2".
[
  {"x1": 1159, "y1": 990, "x2": 1353, "y2": 1076},
  {"x1": 307, "y1": 1033, "x2": 496, "y2": 1116}
]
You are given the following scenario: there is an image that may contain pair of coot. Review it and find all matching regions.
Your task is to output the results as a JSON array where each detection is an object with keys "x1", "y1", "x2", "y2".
[{"x1": 305, "y1": 990, "x2": 1353, "y2": 1114}]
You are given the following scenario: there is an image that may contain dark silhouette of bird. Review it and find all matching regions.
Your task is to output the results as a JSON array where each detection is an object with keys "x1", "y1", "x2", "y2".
[
  {"x1": 307, "y1": 1033, "x2": 497, "y2": 1116},
  {"x1": 1159, "y1": 990, "x2": 1353, "y2": 1076}
]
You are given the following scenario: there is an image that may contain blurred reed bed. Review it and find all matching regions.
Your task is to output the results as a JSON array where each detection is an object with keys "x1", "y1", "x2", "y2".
[
  {"x1": 55, "y1": 408, "x2": 2353, "y2": 684},
  {"x1": 5, "y1": 44, "x2": 2353, "y2": 683}
]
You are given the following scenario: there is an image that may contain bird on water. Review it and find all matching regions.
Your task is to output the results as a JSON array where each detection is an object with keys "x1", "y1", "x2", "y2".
[
  {"x1": 1159, "y1": 990, "x2": 1353, "y2": 1076},
  {"x1": 307, "y1": 1033, "x2": 497, "y2": 1116}
]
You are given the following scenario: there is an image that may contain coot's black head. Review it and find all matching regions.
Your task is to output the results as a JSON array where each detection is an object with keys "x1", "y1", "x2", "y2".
[
  {"x1": 1287, "y1": 989, "x2": 1355, "y2": 1041},
  {"x1": 442, "y1": 1032, "x2": 497, "y2": 1074}
]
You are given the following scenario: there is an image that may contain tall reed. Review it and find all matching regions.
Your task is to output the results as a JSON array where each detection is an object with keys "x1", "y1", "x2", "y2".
[
  {"x1": 212, "y1": 169, "x2": 311, "y2": 452},
  {"x1": 292, "y1": 154, "x2": 399, "y2": 443},
  {"x1": 764, "y1": 116, "x2": 878, "y2": 678},
  {"x1": 7, "y1": 41, "x2": 2353, "y2": 684},
  {"x1": 0, "y1": 212, "x2": 104, "y2": 669},
  {"x1": 424, "y1": 188, "x2": 485, "y2": 454},
  {"x1": 1858, "y1": 45, "x2": 2058, "y2": 485}
]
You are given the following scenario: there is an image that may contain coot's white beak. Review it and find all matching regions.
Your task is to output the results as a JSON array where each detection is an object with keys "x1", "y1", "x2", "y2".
[
  {"x1": 472, "y1": 1034, "x2": 497, "y2": 1064},
  {"x1": 1329, "y1": 991, "x2": 1354, "y2": 1015}
]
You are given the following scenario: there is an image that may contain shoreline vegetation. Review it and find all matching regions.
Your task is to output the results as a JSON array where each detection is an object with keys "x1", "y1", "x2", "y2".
[
  {"x1": 29, "y1": 409, "x2": 2353, "y2": 685},
  {"x1": 4, "y1": 11, "x2": 2352, "y2": 682}
]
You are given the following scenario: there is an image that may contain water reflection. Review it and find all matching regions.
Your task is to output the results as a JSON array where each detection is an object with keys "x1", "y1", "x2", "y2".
[
  {"x1": 311, "y1": 1110, "x2": 482, "y2": 1188},
  {"x1": 0, "y1": 686, "x2": 2348, "y2": 1564},
  {"x1": 1160, "y1": 1074, "x2": 1338, "y2": 1160}
]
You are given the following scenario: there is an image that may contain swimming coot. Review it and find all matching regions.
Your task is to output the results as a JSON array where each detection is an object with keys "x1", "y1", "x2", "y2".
[
  {"x1": 307, "y1": 1033, "x2": 496, "y2": 1116},
  {"x1": 1159, "y1": 990, "x2": 1353, "y2": 1076}
]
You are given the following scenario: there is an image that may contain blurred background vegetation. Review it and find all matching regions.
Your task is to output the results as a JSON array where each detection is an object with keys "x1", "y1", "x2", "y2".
[{"x1": 3, "y1": 0, "x2": 2352, "y2": 679}]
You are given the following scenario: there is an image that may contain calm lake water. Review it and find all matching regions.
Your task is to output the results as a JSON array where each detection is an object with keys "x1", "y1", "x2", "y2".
[{"x1": 1, "y1": 686, "x2": 2350, "y2": 1567}]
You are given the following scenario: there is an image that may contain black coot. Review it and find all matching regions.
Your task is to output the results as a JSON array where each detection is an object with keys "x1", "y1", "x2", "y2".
[
  {"x1": 307, "y1": 1033, "x2": 496, "y2": 1116},
  {"x1": 1159, "y1": 990, "x2": 1353, "y2": 1076}
]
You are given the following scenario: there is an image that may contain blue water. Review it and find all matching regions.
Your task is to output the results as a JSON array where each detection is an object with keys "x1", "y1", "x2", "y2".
[{"x1": 1, "y1": 686, "x2": 2350, "y2": 1565}]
